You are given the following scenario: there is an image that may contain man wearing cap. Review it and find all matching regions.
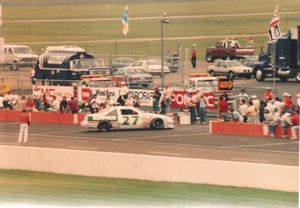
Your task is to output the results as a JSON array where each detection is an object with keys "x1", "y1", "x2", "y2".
[
  {"x1": 263, "y1": 87, "x2": 274, "y2": 101},
  {"x1": 18, "y1": 109, "x2": 30, "y2": 144},
  {"x1": 117, "y1": 82, "x2": 129, "y2": 106},
  {"x1": 282, "y1": 93, "x2": 293, "y2": 113}
]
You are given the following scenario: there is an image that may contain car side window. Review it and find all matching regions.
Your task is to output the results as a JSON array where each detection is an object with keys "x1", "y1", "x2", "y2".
[
  {"x1": 121, "y1": 109, "x2": 138, "y2": 115},
  {"x1": 107, "y1": 109, "x2": 118, "y2": 117}
]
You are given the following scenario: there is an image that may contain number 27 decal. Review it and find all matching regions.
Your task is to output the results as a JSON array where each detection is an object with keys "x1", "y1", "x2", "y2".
[{"x1": 122, "y1": 116, "x2": 139, "y2": 125}]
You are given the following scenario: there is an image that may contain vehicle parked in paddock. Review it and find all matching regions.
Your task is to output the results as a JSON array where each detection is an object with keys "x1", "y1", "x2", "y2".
[
  {"x1": 112, "y1": 68, "x2": 153, "y2": 88},
  {"x1": 3, "y1": 45, "x2": 38, "y2": 70},
  {"x1": 205, "y1": 39, "x2": 255, "y2": 62},
  {"x1": 124, "y1": 59, "x2": 170, "y2": 76},
  {"x1": 80, "y1": 106, "x2": 174, "y2": 132},
  {"x1": 207, "y1": 60, "x2": 253, "y2": 80}
]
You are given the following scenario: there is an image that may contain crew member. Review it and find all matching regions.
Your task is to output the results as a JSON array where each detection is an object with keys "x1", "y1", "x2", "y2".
[{"x1": 18, "y1": 109, "x2": 30, "y2": 144}]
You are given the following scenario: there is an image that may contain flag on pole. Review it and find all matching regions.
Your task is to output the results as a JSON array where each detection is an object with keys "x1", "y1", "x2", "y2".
[
  {"x1": 122, "y1": 5, "x2": 129, "y2": 35},
  {"x1": 268, "y1": 5, "x2": 282, "y2": 41}
]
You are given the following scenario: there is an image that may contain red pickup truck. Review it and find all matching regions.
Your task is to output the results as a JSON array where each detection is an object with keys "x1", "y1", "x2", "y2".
[{"x1": 205, "y1": 39, "x2": 255, "y2": 62}]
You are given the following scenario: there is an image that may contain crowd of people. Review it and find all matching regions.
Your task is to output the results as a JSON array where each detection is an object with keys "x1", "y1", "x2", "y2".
[
  {"x1": 0, "y1": 85, "x2": 299, "y2": 139},
  {"x1": 219, "y1": 87, "x2": 300, "y2": 139}
]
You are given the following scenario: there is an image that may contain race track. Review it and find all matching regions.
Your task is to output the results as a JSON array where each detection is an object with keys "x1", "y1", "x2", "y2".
[{"x1": 0, "y1": 121, "x2": 298, "y2": 166}]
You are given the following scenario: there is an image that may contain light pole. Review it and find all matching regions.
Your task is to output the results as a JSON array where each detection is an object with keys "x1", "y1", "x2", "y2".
[{"x1": 160, "y1": 12, "x2": 169, "y2": 89}]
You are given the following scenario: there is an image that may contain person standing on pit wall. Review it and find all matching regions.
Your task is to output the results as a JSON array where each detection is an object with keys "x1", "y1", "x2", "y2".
[
  {"x1": 152, "y1": 86, "x2": 161, "y2": 113},
  {"x1": 191, "y1": 44, "x2": 197, "y2": 68},
  {"x1": 117, "y1": 81, "x2": 129, "y2": 106},
  {"x1": 18, "y1": 109, "x2": 30, "y2": 144}
]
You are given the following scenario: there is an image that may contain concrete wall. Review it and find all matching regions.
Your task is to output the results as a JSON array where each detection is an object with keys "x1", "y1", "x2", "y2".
[{"x1": 0, "y1": 145, "x2": 297, "y2": 192}]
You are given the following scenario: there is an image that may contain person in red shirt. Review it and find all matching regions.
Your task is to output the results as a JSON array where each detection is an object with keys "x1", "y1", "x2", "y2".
[
  {"x1": 290, "y1": 113, "x2": 299, "y2": 140},
  {"x1": 69, "y1": 97, "x2": 79, "y2": 114},
  {"x1": 219, "y1": 95, "x2": 229, "y2": 121},
  {"x1": 26, "y1": 97, "x2": 35, "y2": 112},
  {"x1": 282, "y1": 93, "x2": 293, "y2": 113},
  {"x1": 191, "y1": 44, "x2": 197, "y2": 68},
  {"x1": 18, "y1": 109, "x2": 30, "y2": 144},
  {"x1": 263, "y1": 87, "x2": 274, "y2": 101}
]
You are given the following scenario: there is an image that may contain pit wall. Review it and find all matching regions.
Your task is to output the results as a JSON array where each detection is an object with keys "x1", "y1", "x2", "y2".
[
  {"x1": 210, "y1": 121, "x2": 299, "y2": 139},
  {"x1": 0, "y1": 145, "x2": 297, "y2": 192},
  {"x1": 0, "y1": 109, "x2": 85, "y2": 125}
]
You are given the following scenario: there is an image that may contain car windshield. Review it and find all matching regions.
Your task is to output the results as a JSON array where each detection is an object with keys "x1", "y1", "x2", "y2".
[
  {"x1": 227, "y1": 61, "x2": 244, "y2": 67},
  {"x1": 13, "y1": 47, "x2": 32, "y2": 54}
]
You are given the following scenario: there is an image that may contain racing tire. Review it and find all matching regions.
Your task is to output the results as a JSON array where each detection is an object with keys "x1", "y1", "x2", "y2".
[
  {"x1": 296, "y1": 71, "x2": 300, "y2": 83},
  {"x1": 228, "y1": 71, "x2": 235, "y2": 80},
  {"x1": 151, "y1": 118, "x2": 164, "y2": 130},
  {"x1": 254, "y1": 68, "x2": 265, "y2": 82},
  {"x1": 209, "y1": 70, "x2": 215, "y2": 77},
  {"x1": 10, "y1": 62, "x2": 19, "y2": 71},
  {"x1": 98, "y1": 121, "x2": 111, "y2": 132},
  {"x1": 205, "y1": 53, "x2": 214, "y2": 62}
]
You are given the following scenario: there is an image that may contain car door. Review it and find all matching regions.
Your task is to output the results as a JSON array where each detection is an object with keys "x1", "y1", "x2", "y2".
[
  {"x1": 118, "y1": 108, "x2": 142, "y2": 129},
  {"x1": 218, "y1": 61, "x2": 228, "y2": 75},
  {"x1": 4, "y1": 47, "x2": 14, "y2": 64}
]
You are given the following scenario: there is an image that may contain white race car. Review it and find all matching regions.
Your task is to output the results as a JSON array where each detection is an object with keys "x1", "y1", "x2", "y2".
[{"x1": 80, "y1": 106, "x2": 174, "y2": 132}]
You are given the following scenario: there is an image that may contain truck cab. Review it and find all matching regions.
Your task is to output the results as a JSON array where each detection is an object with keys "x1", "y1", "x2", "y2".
[
  {"x1": 187, "y1": 73, "x2": 219, "y2": 92},
  {"x1": 3, "y1": 45, "x2": 38, "y2": 70}
]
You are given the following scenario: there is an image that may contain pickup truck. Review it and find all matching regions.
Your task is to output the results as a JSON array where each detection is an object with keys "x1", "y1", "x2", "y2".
[
  {"x1": 3, "y1": 45, "x2": 39, "y2": 70},
  {"x1": 205, "y1": 39, "x2": 255, "y2": 62}
]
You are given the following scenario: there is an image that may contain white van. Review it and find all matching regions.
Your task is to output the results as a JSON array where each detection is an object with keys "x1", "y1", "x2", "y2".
[{"x1": 3, "y1": 45, "x2": 38, "y2": 70}]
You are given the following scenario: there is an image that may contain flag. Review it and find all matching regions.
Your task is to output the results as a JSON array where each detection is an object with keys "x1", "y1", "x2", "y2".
[
  {"x1": 122, "y1": 5, "x2": 129, "y2": 35},
  {"x1": 268, "y1": 5, "x2": 282, "y2": 41}
]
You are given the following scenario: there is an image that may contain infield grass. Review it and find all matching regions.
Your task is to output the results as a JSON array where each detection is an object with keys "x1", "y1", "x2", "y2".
[{"x1": 0, "y1": 169, "x2": 297, "y2": 207}]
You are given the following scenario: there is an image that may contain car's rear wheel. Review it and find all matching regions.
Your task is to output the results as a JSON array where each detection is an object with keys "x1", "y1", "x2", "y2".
[
  {"x1": 151, "y1": 118, "x2": 164, "y2": 129},
  {"x1": 205, "y1": 53, "x2": 214, "y2": 62},
  {"x1": 98, "y1": 121, "x2": 111, "y2": 132}
]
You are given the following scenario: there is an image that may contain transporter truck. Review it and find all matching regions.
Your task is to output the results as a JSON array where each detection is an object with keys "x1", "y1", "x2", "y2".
[
  {"x1": 254, "y1": 25, "x2": 300, "y2": 82},
  {"x1": 34, "y1": 50, "x2": 96, "y2": 85}
]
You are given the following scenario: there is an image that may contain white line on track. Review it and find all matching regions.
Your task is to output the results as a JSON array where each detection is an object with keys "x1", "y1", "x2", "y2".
[
  {"x1": 230, "y1": 158, "x2": 270, "y2": 163},
  {"x1": 30, "y1": 130, "x2": 88, "y2": 136},
  {"x1": 0, "y1": 132, "x2": 297, "y2": 155},
  {"x1": 147, "y1": 151, "x2": 182, "y2": 157},
  {"x1": 67, "y1": 146, "x2": 99, "y2": 151},
  {"x1": 224, "y1": 141, "x2": 299, "y2": 148}
]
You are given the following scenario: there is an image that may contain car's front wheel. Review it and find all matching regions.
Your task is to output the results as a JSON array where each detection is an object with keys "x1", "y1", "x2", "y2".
[
  {"x1": 205, "y1": 53, "x2": 214, "y2": 62},
  {"x1": 209, "y1": 70, "x2": 215, "y2": 77},
  {"x1": 228, "y1": 71, "x2": 235, "y2": 80},
  {"x1": 295, "y1": 70, "x2": 300, "y2": 83},
  {"x1": 254, "y1": 68, "x2": 265, "y2": 81},
  {"x1": 151, "y1": 118, "x2": 164, "y2": 129},
  {"x1": 98, "y1": 121, "x2": 111, "y2": 132}
]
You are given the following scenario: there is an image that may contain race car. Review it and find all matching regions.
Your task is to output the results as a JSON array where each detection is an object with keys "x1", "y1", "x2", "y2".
[{"x1": 80, "y1": 106, "x2": 174, "y2": 132}]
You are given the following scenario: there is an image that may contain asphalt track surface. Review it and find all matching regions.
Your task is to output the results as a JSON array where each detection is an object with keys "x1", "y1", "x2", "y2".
[{"x1": 0, "y1": 121, "x2": 298, "y2": 166}]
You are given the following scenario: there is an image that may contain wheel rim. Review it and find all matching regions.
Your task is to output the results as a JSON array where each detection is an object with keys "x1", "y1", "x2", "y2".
[
  {"x1": 228, "y1": 72, "x2": 234, "y2": 79},
  {"x1": 210, "y1": 71, "x2": 215, "y2": 76},
  {"x1": 256, "y1": 70, "x2": 262, "y2": 79},
  {"x1": 206, "y1": 54, "x2": 212, "y2": 62},
  {"x1": 296, "y1": 72, "x2": 300, "y2": 81}
]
